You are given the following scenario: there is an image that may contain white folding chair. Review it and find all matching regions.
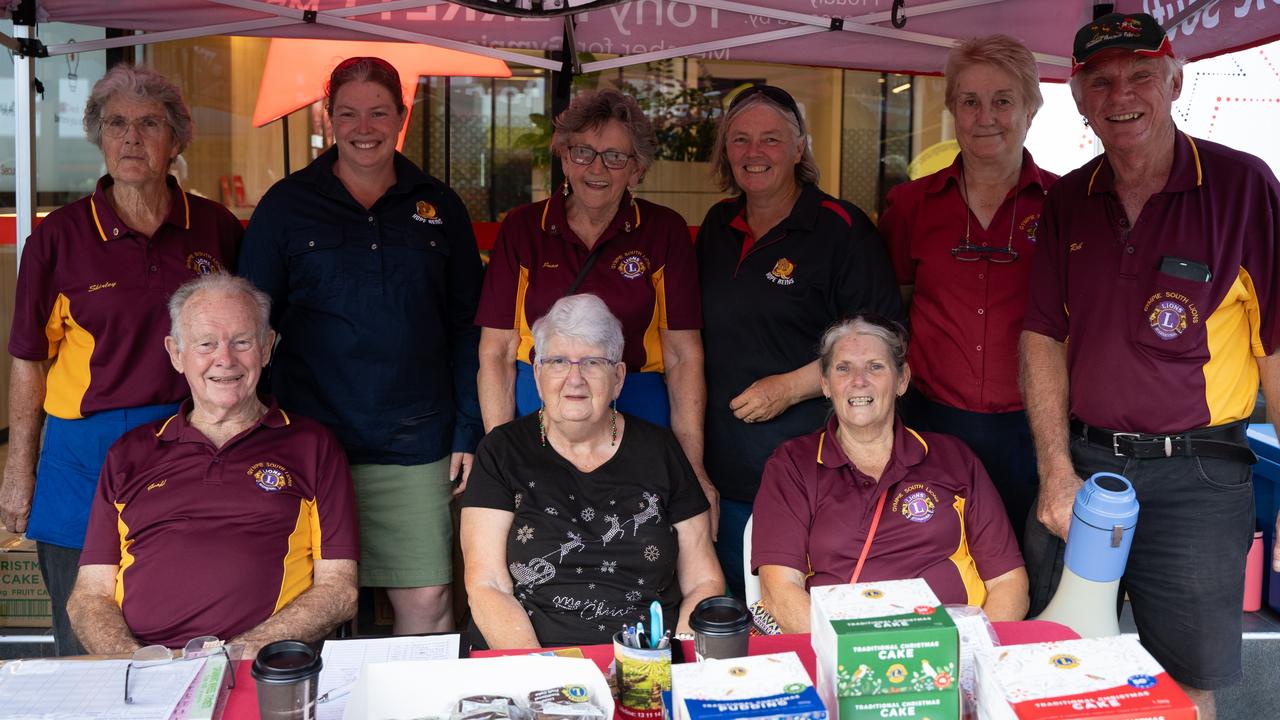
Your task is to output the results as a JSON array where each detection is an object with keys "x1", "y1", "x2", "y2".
[{"x1": 743, "y1": 514, "x2": 761, "y2": 606}]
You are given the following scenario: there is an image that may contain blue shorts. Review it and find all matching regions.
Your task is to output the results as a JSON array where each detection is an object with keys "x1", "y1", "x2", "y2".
[
  {"x1": 28, "y1": 403, "x2": 182, "y2": 549},
  {"x1": 514, "y1": 361, "x2": 670, "y2": 427}
]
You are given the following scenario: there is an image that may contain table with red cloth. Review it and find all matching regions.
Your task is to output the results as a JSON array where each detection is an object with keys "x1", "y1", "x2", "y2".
[{"x1": 222, "y1": 622, "x2": 1077, "y2": 718}]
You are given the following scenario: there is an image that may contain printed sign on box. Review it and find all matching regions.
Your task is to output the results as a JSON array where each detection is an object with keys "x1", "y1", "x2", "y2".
[{"x1": 0, "y1": 531, "x2": 51, "y2": 628}]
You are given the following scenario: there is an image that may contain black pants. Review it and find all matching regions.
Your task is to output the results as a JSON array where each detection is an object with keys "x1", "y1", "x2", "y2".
[
  {"x1": 1023, "y1": 436, "x2": 1253, "y2": 690},
  {"x1": 36, "y1": 541, "x2": 86, "y2": 656}
]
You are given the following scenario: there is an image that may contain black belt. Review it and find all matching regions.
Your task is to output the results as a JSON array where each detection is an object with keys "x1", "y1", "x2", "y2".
[{"x1": 1070, "y1": 419, "x2": 1257, "y2": 464}]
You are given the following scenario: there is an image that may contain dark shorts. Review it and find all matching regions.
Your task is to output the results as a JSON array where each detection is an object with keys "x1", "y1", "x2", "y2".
[{"x1": 1025, "y1": 435, "x2": 1254, "y2": 689}]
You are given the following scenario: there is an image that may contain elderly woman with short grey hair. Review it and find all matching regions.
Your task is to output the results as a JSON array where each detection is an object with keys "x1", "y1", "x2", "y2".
[
  {"x1": 476, "y1": 88, "x2": 717, "y2": 533},
  {"x1": 752, "y1": 314, "x2": 1028, "y2": 634},
  {"x1": 0, "y1": 63, "x2": 240, "y2": 657},
  {"x1": 462, "y1": 294, "x2": 723, "y2": 649},
  {"x1": 696, "y1": 84, "x2": 904, "y2": 599}
]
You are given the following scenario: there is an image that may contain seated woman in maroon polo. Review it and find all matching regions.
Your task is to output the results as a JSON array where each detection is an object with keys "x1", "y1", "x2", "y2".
[{"x1": 752, "y1": 314, "x2": 1027, "y2": 633}]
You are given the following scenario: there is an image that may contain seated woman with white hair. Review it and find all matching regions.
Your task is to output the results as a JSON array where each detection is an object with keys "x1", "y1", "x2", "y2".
[{"x1": 461, "y1": 294, "x2": 723, "y2": 648}]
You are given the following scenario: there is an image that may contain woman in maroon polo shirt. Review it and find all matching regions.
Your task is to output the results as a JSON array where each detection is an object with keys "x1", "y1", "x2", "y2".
[
  {"x1": 752, "y1": 315, "x2": 1028, "y2": 633},
  {"x1": 879, "y1": 35, "x2": 1057, "y2": 547},
  {"x1": 476, "y1": 89, "x2": 715, "y2": 530}
]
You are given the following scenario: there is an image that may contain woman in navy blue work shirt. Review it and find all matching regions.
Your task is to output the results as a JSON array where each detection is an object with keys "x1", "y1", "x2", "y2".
[{"x1": 238, "y1": 57, "x2": 484, "y2": 636}]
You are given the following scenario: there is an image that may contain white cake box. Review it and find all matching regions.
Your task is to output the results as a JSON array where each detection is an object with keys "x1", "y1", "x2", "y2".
[
  {"x1": 341, "y1": 655, "x2": 614, "y2": 720},
  {"x1": 671, "y1": 652, "x2": 826, "y2": 720},
  {"x1": 974, "y1": 636, "x2": 1195, "y2": 720}
]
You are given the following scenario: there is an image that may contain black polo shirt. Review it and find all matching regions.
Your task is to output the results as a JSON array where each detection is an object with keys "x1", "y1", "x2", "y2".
[
  {"x1": 696, "y1": 184, "x2": 904, "y2": 502},
  {"x1": 239, "y1": 148, "x2": 484, "y2": 465}
]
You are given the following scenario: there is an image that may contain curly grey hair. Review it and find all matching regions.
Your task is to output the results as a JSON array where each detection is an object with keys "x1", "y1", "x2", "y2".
[
  {"x1": 83, "y1": 64, "x2": 193, "y2": 154},
  {"x1": 531, "y1": 294, "x2": 625, "y2": 366},
  {"x1": 551, "y1": 89, "x2": 658, "y2": 174}
]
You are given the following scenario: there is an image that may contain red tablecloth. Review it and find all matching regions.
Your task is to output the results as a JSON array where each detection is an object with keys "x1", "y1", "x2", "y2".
[{"x1": 222, "y1": 621, "x2": 1076, "y2": 719}]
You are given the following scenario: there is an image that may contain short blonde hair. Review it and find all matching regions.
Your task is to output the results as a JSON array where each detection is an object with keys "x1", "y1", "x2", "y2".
[{"x1": 945, "y1": 35, "x2": 1044, "y2": 117}]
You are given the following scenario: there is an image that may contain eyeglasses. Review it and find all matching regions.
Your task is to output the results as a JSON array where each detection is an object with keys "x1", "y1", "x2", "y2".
[
  {"x1": 951, "y1": 243, "x2": 1019, "y2": 264},
  {"x1": 537, "y1": 356, "x2": 617, "y2": 379},
  {"x1": 567, "y1": 145, "x2": 635, "y2": 170},
  {"x1": 101, "y1": 115, "x2": 169, "y2": 139},
  {"x1": 951, "y1": 164, "x2": 1020, "y2": 264},
  {"x1": 728, "y1": 84, "x2": 804, "y2": 128},
  {"x1": 125, "y1": 635, "x2": 236, "y2": 704}
]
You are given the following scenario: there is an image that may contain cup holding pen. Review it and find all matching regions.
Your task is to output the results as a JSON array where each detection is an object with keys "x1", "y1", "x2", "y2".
[{"x1": 613, "y1": 629, "x2": 672, "y2": 720}]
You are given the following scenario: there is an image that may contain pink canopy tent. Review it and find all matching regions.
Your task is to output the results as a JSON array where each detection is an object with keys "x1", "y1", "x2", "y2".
[
  {"x1": 12, "y1": 0, "x2": 1280, "y2": 80},
  {"x1": 4, "y1": 0, "x2": 1279, "y2": 252}
]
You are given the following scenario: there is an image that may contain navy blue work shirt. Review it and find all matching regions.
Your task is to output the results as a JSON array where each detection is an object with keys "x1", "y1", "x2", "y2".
[{"x1": 239, "y1": 147, "x2": 483, "y2": 465}]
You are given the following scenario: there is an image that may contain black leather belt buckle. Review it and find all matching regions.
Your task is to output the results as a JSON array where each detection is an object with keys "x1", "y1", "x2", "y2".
[{"x1": 1112, "y1": 432, "x2": 1141, "y2": 456}]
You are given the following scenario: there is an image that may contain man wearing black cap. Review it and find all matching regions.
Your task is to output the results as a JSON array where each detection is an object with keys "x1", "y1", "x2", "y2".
[{"x1": 1021, "y1": 12, "x2": 1280, "y2": 717}]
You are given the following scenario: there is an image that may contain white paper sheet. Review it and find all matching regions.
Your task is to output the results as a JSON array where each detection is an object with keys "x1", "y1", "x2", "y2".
[
  {"x1": 0, "y1": 657, "x2": 205, "y2": 720},
  {"x1": 317, "y1": 634, "x2": 461, "y2": 720}
]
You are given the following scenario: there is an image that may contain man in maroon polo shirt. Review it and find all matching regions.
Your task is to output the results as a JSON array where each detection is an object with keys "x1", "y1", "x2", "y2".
[
  {"x1": 67, "y1": 274, "x2": 358, "y2": 654},
  {"x1": 1021, "y1": 14, "x2": 1280, "y2": 716}
]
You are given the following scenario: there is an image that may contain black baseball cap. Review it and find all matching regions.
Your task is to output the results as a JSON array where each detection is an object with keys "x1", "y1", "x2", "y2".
[
  {"x1": 1071, "y1": 12, "x2": 1174, "y2": 75},
  {"x1": 727, "y1": 84, "x2": 805, "y2": 131}
]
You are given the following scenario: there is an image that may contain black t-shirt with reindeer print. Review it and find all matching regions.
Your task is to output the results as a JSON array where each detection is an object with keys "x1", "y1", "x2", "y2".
[{"x1": 462, "y1": 412, "x2": 709, "y2": 647}]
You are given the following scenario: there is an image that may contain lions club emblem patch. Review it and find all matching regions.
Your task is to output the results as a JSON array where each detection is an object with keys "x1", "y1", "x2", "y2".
[
  {"x1": 611, "y1": 251, "x2": 649, "y2": 280},
  {"x1": 766, "y1": 257, "x2": 796, "y2": 285},
  {"x1": 247, "y1": 462, "x2": 293, "y2": 492},
  {"x1": 186, "y1": 252, "x2": 222, "y2": 275},
  {"x1": 893, "y1": 483, "x2": 939, "y2": 524},
  {"x1": 1149, "y1": 299, "x2": 1188, "y2": 341}
]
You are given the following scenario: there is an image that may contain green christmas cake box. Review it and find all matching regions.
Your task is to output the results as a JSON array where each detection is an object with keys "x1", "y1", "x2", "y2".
[
  {"x1": 809, "y1": 579, "x2": 959, "y2": 703},
  {"x1": 823, "y1": 689, "x2": 959, "y2": 720}
]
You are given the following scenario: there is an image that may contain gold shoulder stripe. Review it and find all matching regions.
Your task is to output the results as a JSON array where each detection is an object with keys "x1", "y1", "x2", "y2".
[
  {"x1": 632, "y1": 198, "x2": 642, "y2": 228},
  {"x1": 89, "y1": 196, "x2": 109, "y2": 242},
  {"x1": 181, "y1": 189, "x2": 191, "y2": 229},
  {"x1": 279, "y1": 409, "x2": 291, "y2": 426},
  {"x1": 1086, "y1": 157, "x2": 1105, "y2": 195},
  {"x1": 905, "y1": 427, "x2": 929, "y2": 455},
  {"x1": 1186, "y1": 135, "x2": 1203, "y2": 186},
  {"x1": 816, "y1": 431, "x2": 826, "y2": 465},
  {"x1": 539, "y1": 198, "x2": 552, "y2": 231},
  {"x1": 155, "y1": 414, "x2": 180, "y2": 437}
]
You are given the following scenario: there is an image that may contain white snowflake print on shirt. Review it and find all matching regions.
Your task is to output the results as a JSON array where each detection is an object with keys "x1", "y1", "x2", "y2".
[
  {"x1": 581, "y1": 508, "x2": 596, "y2": 522},
  {"x1": 601, "y1": 560, "x2": 617, "y2": 574},
  {"x1": 644, "y1": 545, "x2": 660, "y2": 562},
  {"x1": 626, "y1": 590, "x2": 642, "y2": 602},
  {"x1": 516, "y1": 525, "x2": 534, "y2": 543}
]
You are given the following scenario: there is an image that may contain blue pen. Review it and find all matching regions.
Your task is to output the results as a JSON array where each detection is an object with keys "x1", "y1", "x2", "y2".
[
  {"x1": 648, "y1": 601, "x2": 664, "y2": 649},
  {"x1": 636, "y1": 621, "x2": 647, "y2": 649}
]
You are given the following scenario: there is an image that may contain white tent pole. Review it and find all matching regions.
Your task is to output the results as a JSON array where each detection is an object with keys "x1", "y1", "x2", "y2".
[
  {"x1": 582, "y1": 25, "x2": 824, "y2": 72},
  {"x1": 13, "y1": 23, "x2": 37, "y2": 269}
]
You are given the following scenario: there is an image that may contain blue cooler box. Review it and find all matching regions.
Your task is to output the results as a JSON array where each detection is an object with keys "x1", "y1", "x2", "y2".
[{"x1": 1249, "y1": 424, "x2": 1280, "y2": 612}]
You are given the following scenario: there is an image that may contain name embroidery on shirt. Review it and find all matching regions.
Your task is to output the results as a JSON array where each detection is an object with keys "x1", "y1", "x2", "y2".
[
  {"x1": 186, "y1": 252, "x2": 223, "y2": 275},
  {"x1": 766, "y1": 257, "x2": 796, "y2": 285},
  {"x1": 88, "y1": 282, "x2": 117, "y2": 292},
  {"x1": 146, "y1": 479, "x2": 167, "y2": 491},
  {"x1": 414, "y1": 200, "x2": 444, "y2": 225},
  {"x1": 611, "y1": 251, "x2": 649, "y2": 280},
  {"x1": 892, "y1": 483, "x2": 938, "y2": 524},
  {"x1": 247, "y1": 462, "x2": 293, "y2": 492}
]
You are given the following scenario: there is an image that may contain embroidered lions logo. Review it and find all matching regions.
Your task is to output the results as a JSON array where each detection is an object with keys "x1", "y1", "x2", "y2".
[
  {"x1": 186, "y1": 252, "x2": 222, "y2": 276},
  {"x1": 1149, "y1": 299, "x2": 1188, "y2": 341},
  {"x1": 416, "y1": 200, "x2": 437, "y2": 220},
  {"x1": 247, "y1": 462, "x2": 293, "y2": 492},
  {"x1": 611, "y1": 251, "x2": 649, "y2": 280}
]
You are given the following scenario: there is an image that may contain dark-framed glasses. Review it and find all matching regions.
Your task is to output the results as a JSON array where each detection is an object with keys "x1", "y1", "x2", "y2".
[
  {"x1": 125, "y1": 635, "x2": 236, "y2": 704},
  {"x1": 538, "y1": 356, "x2": 616, "y2": 379},
  {"x1": 567, "y1": 145, "x2": 635, "y2": 170},
  {"x1": 951, "y1": 242, "x2": 1019, "y2": 264},
  {"x1": 101, "y1": 115, "x2": 168, "y2": 139}
]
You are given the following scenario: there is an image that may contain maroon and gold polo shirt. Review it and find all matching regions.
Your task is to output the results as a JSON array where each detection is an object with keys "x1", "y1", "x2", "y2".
[
  {"x1": 1025, "y1": 133, "x2": 1279, "y2": 434},
  {"x1": 79, "y1": 399, "x2": 358, "y2": 648},
  {"x1": 881, "y1": 151, "x2": 1056, "y2": 413},
  {"x1": 752, "y1": 415, "x2": 1023, "y2": 606},
  {"x1": 9, "y1": 175, "x2": 242, "y2": 419},
  {"x1": 475, "y1": 191, "x2": 701, "y2": 372}
]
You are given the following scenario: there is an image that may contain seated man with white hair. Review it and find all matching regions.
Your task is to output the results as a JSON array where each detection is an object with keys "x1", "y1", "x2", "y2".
[{"x1": 67, "y1": 274, "x2": 359, "y2": 655}]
